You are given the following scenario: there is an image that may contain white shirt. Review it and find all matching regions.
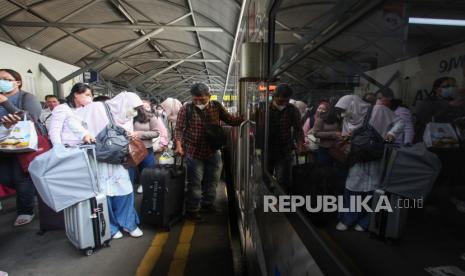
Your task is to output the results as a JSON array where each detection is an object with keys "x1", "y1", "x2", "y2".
[{"x1": 39, "y1": 108, "x2": 53, "y2": 131}]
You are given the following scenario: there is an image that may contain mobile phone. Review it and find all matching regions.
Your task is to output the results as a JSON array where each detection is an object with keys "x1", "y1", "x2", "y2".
[{"x1": 14, "y1": 111, "x2": 25, "y2": 119}]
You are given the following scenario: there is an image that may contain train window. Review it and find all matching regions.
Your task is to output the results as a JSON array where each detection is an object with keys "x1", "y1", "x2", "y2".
[{"x1": 256, "y1": 0, "x2": 465, "y2": 275}]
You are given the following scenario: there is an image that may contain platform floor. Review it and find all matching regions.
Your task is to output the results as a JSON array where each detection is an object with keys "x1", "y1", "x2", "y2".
[{"x1": 0, "y1": 183, "x2": 237, "y2": 276}]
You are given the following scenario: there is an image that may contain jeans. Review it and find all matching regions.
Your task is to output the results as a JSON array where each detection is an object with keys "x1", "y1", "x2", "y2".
[
  {"x1": 0, "y1": 154, "x2": 35, "y2": 215},
  {"x1": 107, "y1": 192, "x2": 140, "y2": 235},
  {"x1": 129, "y1": 148, "x2": 155, "y2": 185},
  {"x1": 268, "y1": 154, "x2": 292, "y2": 189},
  {"x1": 338, "y1": 188, "x2": 372, "y2": 229},
  {"x1": 185, "y1": 151, "x2": 222, "y2": 212}
]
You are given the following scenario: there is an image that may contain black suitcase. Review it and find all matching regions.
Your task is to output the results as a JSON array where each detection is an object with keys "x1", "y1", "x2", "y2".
[
  {"x1": 37, "y1": 195, "x2": 65, "y2": 234},
  {"x1": 369, "y1": 189, "x2": 408, "y2": 242},
  {"x1": 140, "y1": 163, "x2": 185, "y2": 229}
]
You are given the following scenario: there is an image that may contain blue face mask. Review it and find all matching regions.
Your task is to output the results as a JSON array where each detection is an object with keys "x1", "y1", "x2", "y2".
[
  {"x1": 0, "y1": 80, "x2": 14, "y2": 93},
  {"x1": 441, "y1": 87, "x2": 456, "y2": 98}
]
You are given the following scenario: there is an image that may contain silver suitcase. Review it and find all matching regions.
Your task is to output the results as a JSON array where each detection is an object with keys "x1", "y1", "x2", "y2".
[{"x1": 63, "y1": 145, "x2": 111, "y2": 256}]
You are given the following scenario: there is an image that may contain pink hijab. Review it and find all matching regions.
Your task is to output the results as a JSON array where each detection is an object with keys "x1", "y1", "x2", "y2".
[
  {"x1": 77, "y1": 92, "x2": 143, "y2": 135},
  {"x1": 335, "y1": 95, "x2": 397, "y2": 136}
]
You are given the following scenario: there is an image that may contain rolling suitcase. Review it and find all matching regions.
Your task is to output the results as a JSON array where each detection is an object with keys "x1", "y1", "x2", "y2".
[
  {"x1": 63, "y1": 145, "x2": 111, "y2": 256},
  {"x1": 37, "y1": 195, "x2": 65, "y2": 234},
  {"x1": 140, "y1": 160, "x2": 185, "y2": 229},
  {"x1": 369, "y1": 189, "x2": 408, "y2": 241},
  {"x1": 64, "y1": 194, "x2": 111, "y2": 256}
]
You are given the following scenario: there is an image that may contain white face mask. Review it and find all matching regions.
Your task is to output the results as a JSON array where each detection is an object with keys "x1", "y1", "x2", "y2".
[
  {"x1": 196, "y1": 104, "x2": 206, "y2": 110},
  {"x1": 273, "y1": 101, "x2": 285, "y2": 111},
  {"x1": 144, "y1": 107, "x2": 152, "y2": 112}
]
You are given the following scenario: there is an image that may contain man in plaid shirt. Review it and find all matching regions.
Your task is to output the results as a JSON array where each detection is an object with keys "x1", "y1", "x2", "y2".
[
  {"x1": 175, "y1": 83, "x2": 243, "y2": 221},
  {"x1": 268, "y1": 84, "x2": 305, "y2": 189}
]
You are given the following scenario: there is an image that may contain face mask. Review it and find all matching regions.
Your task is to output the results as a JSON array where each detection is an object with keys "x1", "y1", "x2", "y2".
[
  {"x1": 0, "y1": 80, "x2": 14, "y2": 93},
  {"x1": 273, "y1": 101, "x2": 286, "y2": 111},
  {"x1": 341, "y1": 110, "x2": 351, "y2": 118},
  {"x1": 196, "y1": 104, "x2": 206, "y2": 110},
  {"x1": 144, "y1": 107, "x2": 152, "y2": 112},
  {"x1": 82, "y1": 96, "x2": 93, "y2": 105},
  {"x1": 441, "y1": 87, "x2": 456, "y2": 98},
  {"x1": 156, "y1": 110, "x2": 163, "y2": 116}
]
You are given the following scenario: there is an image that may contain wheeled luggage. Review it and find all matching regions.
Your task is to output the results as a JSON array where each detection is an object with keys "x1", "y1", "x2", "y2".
[
  {"x1": 369, "y1": 189, "x2": 408, "y2": 241},
  {"x1": 37, "y1": 195, "x2": 64, "y2": 234},
  {"x1": 140, "y1": 161, "x2": 185, "y2": 229},
  {"x1": 369, "y1": 143, "x2": 441, "y2": 241},
  {"x1": 62, "y1": 145, "x2": 111, "y2": 255},
  {"x1": 64, "y1": 194, "x2": 111, "y2": 256}
]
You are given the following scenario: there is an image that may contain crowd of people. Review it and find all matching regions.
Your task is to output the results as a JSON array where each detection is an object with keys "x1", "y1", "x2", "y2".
[
  {"x1": 267, "y1": 78, "x2": 465, "y2": 232},
  {"x1": 1, "y1": 66, "x2": 465, "y2": 238},
  {"x1": 0, "y1": 68, "x2": 244, "y2": 238}
]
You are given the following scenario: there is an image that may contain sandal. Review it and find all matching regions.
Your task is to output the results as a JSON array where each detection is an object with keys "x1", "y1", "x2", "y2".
[{"x1": 14, "y1": 214, "x2": 35, "y2": 227}]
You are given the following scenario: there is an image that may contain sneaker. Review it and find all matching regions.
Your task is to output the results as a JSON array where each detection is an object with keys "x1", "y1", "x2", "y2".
[
  {"x1": 354, "y1": 224, "x2": 366, "y2": 232},
  {"x1": 137, "y1": 185, "x2": 143, "y2": 194},
  {"x1": 185, "y1": 211, "x2": 204, "y2": 222},
  {"x1": 112, "y1": 231, "x2": 123, "y2": 239},
  {"x1": 129, "y1": 227, "x2": 143, "y2": 238},
  {"x1": 0, "y1": 270, "x2": 8, "y2": 276},
  {"x1": 336, "y1": 222, "x2": 348, "y2": 231}
]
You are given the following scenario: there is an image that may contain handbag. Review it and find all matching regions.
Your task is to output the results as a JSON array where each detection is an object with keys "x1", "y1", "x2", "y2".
[
  {"x1": 328, "y1": 138, "x2": 351, "y2": 163},
  {"x1": 17, "y1": 128, "x2": 51, "y2": 173},
  {"x1": 126, "y1": 137, "x2": 148, "y2": 167},
  {"x1": 95, "y1": 103, "x2": 129, "y2": 164}
]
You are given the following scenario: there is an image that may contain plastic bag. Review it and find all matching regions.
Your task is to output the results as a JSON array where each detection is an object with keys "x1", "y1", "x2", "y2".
[
  {"x1": 423, "y1": 122, "x2": 459, "y2": 148},
  {"x1": 0, "y1": 118, "x2": 38, "y2": 152}
]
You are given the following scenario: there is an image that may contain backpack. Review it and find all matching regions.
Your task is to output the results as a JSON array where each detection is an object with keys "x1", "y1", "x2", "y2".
[
  {"x1": 94, "y1": 102, "x2": 129, "y2": 164},
  {"x1": 348, "y1": 106, "x2": 385, "y2": 165},
  {"x1": 185, "y1": 101, "x2": 226, "y2": 151}
]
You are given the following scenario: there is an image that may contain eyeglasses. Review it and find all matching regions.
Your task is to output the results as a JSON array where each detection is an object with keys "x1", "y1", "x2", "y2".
[{"x1": 0, "y1": 78, "x2": 16, "y2": 82}]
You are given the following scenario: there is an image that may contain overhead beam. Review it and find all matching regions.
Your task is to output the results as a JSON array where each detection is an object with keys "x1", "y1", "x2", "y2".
[
  {"x1": 186, "y1": 0, "x2": 212, "y2": 85},
  {"x1": 122, "y1": 58, "x2": 221, "y2": 62},
  {"x1": 222, "y1": 0, "x2": 248, "y2": 101},
  {"x1": 0, "y1": 21, "x2": 224, "y2": 32},
  {"x1": 130, "y1": 51, "x2": 201, "y2": 86}
]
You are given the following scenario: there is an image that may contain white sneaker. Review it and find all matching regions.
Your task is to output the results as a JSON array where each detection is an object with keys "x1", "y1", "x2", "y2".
[
  {"x1": 112, "y1": 231, "x2": 123, "y2": 239},
  {"x1": 129, "y1": 227, "x2": 143, "y2": 238},
  {"x1": 137, "y1": 185, "x2": 143, "y2": 194},
  {"x1": 336, "y1": 222, "x2": 348, "y2": 231},
  {"x1": 354, "y1": 224, "x2": 365, "y2": 232}
]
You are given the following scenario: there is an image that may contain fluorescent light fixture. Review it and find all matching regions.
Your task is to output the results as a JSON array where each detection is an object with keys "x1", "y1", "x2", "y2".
[{"x1": 409, "y1": 17, "x2": 465, "y2": 26}]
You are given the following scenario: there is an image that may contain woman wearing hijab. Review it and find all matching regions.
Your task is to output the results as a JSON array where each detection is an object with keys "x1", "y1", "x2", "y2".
[
  {"x1": 77, "y1": 92, "x2": 144, "y2": 239},
  {"x1": 334, "y1": 95, "x2": 404, "y2": 232}
]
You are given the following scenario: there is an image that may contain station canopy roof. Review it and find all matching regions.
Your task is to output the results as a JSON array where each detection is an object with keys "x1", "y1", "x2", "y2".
[{"x1": 0, "y1": 0, "x2": 244, "y2": 100}]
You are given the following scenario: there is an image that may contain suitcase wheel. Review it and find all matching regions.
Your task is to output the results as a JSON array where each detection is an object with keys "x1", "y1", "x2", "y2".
[
  {"x1": 103, "y1": 241, "x2": 111, "y2": 248},
  {"x1": 84, "y1": 249, "x2": 94, "y2": 256}
]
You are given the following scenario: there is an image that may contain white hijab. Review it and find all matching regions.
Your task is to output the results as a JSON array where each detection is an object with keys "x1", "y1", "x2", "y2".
[
  {"x1": 160, "y1": 97, "x2": 182, "y2": 123},
  {"x1": 335, "y1": 95, "x2": 397, "y2": 136},
  {"x1": 77, "y1": 92, "x2": 143, "y2": 135}
]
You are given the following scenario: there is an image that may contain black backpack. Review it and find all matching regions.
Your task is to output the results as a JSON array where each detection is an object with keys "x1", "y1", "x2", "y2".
[
  {"x1": 349, "y1": 106, "x2": 385, "y2": 165},
  {"x1": 185, "y1": 101, "x2": 226, "y2": 151},
  {"x1": 95, "y1": 103, "x2": 129, "y2": 164}
]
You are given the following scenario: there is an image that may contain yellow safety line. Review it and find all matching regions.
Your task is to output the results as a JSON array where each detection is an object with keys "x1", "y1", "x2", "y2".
[
  {"x1": 167, "y1": 220, "x2": 196, "y2": 276},
  {"x1": 135, "y1": 232, "x2": 170, "y2": 276}
]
